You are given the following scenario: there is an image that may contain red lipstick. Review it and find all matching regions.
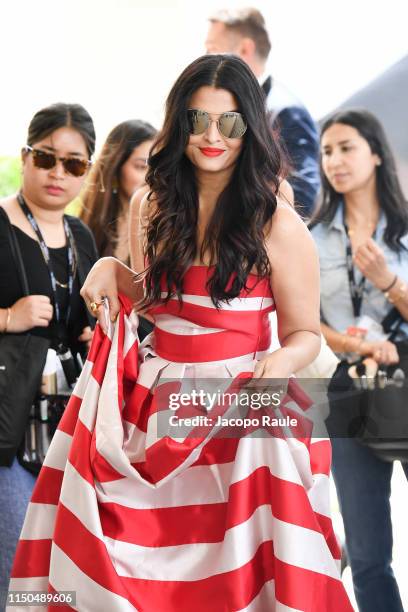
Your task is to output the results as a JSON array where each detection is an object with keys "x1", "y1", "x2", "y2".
[{"x1": 199, "y1": 148, "x2": 225, "y2": 157}]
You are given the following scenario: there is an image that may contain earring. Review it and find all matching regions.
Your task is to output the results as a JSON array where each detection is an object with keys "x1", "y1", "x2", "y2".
[
  {"x1": 97, "y1": 164, "x2": 105, "y2": 193},
  {"x1": 112, "y1": 179, "x2": 118, "y2": 195}
]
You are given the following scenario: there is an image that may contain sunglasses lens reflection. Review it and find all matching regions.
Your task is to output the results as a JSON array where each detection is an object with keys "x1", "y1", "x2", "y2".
[
  {"x1": 32, "y1": 150, "x2": 56, "y2": 170},
  {"x1": 63, "y1": 158, "x2": 89, "y2": 177},
  {"x1": 187, "y1": 110, "x2": 247, "y2": 138},
  {"x1": 219, "y1": 113, "x2": 247, "y2": 138},
  {"x1": 188, "y1": 110, "x2": 209, "y2": 135},
  {"x1": 31, "y1": 149, "x2": 88, "y2": 177}
]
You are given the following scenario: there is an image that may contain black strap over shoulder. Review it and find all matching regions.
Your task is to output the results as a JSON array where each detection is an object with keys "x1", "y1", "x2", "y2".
[
  {"x1": 0, "y1": 208, "x2": 51, "y2": 466},
  {"x1": 0, "y1": 206, "x2": 30, "y2": 296},
  {"x1": 381, "y1": 306, "x2": 404, "y2": 341}
]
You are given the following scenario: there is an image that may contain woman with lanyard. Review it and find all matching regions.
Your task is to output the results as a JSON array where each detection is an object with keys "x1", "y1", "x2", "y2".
[
  {"x1": 310, "y1": 109, "x2": 408, "y2": 612},
  {"x1": 16, "y1": 193, "x2": 78, "y2": 356},
  {"x1": 0, "y1": 102, "x2": 98, "y2": 592}
]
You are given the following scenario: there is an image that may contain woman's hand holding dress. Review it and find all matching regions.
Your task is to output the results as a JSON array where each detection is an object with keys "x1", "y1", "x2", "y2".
[{"x1": 80, "y1": 256, "x2": 143, "y2": 333}]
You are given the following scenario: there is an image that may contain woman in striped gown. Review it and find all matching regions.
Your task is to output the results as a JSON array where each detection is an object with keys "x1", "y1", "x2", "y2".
[{"x1": 9, "y1": 55, "x2": 352, "y2": 611}]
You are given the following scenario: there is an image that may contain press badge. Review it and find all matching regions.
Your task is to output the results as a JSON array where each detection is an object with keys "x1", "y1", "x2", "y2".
[{"x1": 347, "y1": 315, "x2": 388, "y2": 342}]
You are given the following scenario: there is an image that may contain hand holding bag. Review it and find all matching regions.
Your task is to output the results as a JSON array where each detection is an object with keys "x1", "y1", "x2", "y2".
[
  {"x1": 327, "y1": 311, "x2": 408, "y2": 462},
  {"x1": 0, "y1": 208, "x2": 49, "y2": 466}
]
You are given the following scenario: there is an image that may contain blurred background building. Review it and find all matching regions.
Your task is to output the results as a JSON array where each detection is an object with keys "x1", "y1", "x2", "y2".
[
  {"x1": 334, "y1": 54, "x2": 408, "y2": 195},
  {"x1": 0, "y1": 0, "x2": 407, "y2": 151},
  {"x1": 0, "y1": 0, "x2": 407, "y2": 195}
]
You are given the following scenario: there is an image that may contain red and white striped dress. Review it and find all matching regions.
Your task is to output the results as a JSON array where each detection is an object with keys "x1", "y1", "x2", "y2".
[{"x1": 9, "y1": 267, "x2": 352, "y2": 611}]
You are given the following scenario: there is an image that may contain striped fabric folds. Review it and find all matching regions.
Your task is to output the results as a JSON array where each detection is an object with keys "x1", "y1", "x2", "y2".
[{"x1": 9, "y1": 269, "x2": 352, "y2": 611}]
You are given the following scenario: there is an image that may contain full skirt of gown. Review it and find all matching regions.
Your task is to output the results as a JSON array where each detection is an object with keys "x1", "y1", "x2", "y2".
[{"x1": 9, "y1": 269, "x2": 352, "y2": 611}]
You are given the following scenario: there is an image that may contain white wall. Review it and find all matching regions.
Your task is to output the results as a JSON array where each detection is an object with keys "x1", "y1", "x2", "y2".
[{"x1": 1, "y1": 0, "x2": 407, "y2": 155}]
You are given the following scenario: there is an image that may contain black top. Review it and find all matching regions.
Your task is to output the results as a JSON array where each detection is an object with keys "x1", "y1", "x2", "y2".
[{"x1": 0, "y1": 212, "x2": 98, "y2": 355}]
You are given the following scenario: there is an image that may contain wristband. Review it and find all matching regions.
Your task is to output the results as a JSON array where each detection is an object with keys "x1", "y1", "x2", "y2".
[{"x1": 381, "y1": 274, "x2": 397, "y2": 293}]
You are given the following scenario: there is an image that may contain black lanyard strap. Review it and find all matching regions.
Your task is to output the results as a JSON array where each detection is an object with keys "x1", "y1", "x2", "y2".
[
  {"x1": 343, "y1": 216, "x2": 404, "y2": 338},
  {"x1": 17, "y1": 193, "x2": 76, "y2": 324},
  {"x1": 343, "y1": 212, "x2": 377, "y2": 319},
  {"x1": 344, "y1": 222, "x2": 366, "y2": 318}
]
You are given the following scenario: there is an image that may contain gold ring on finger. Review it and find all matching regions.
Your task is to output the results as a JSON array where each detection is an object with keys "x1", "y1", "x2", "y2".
[{"x1": 90, "y1": 300, "x2": 103, "y2": 314}]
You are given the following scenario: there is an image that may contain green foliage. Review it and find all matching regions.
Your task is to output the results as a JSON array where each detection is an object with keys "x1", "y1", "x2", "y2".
[
  {"x1": 0, "y1": 157, "x2": 21, "y2": 197},
  {"x1": 66, "y1": 197, "x2": 83, "y2": 216}
]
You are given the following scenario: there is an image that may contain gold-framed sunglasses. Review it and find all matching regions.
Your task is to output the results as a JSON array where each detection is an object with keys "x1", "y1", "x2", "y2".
[
  {"x1": 187, "y1": 109, "x2": 247, "y2": 139},
  {"x1": 24, "y1": 145, "x2": 92, "y2": 177}
]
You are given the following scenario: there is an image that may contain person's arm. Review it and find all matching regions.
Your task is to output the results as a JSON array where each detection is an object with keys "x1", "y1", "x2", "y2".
[
  {"x1": 254, "y1": 204, "x2": 321, "y2": 378},
  {"x1": 353, "y1": 238, "x2": 408, "y2": 321},
  {"x1": 278, "y1": 179, "x2": 294, "y2": 208},
  {"x1": 0, "y1": 201, "x2": 54, "y2": 333},
  {"x1": 129, "y1": 185, "x2": 150, "y2": 273},
  {"x1": 0, "y1": 297, "x2": 53, "y2": 333},
  {"x1": 80, "y1": 257, "x2": 138, "y2": 328},
  {"x1": 276, "y1": 106, "x2": 320, "y2": 218},
  {"x1": 80, "y1": 188, "x2": 152, "y2": 331},
  {"x1": 0, "y1": 308, "x2": 9, "y2": 331},
  {"x1": 321, "y1": 321, "x2": 399, "y2": 364},
  {"x1": 321, "y1": 321, "x2": 362, "y2": 354},
  {"x1": 381, "y1": 276, "x2": 408, "y2": 321},
  {"x1": 129, "y1": 186, "x2": 154, "y2": 324}
]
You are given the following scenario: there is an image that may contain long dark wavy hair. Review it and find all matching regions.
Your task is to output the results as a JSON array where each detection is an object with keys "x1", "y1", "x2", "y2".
[
  {"x1": 80, "y1": 120, "x2": 157, "y2": 257},
  {"x1": 141, "y1": 54, "x2": 284, "y2": 308},
  {"x1": 310, "y1": 109, "x2": 408, "y2": 252}
]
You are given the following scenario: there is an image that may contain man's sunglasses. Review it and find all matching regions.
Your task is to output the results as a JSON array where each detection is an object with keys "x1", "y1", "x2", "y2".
[
  {"x1": 187, "y1": 109, "x2": 247, "y2": 139},
  {"x1": 24, "y1": 146, "x2": 92, "y2": 177}
]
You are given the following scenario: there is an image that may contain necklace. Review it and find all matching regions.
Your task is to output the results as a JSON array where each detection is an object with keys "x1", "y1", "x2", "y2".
[
  {"x1": 17, "y1": 193, "x2": 77, "y2": 321},
  {"x1": 52, "y1": 248, "x2": 77, "y2": 289},
  {"x1": 55, "y1": 279, "x2": 69, "y2": 289},
  {"x1": 346, "y1": 221, "x2": 376, "y2": 237}
]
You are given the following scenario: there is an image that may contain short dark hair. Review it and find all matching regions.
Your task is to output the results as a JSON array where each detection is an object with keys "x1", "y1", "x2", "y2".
[
  {"x1": 209, "y1": 8, "x2": 271, "y2": 60},
  {"x1": 27, "y1": 102, "x2": 96, "y2": 157}
]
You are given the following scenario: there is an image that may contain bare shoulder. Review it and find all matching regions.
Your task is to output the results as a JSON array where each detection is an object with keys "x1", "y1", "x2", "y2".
[
  {"x1": 265, "y1": 201, "x2": 318, "y2": 263},
  {"x1": 130, "y1": 186, "x2": 157, "y2": 225},
  {"x1": 129, "y1": 186, "x2": 158, "y2": 272},
  {"x1": 267, "y1": 200, "x2": 309, "y2": 239},
  {"x1": 277, "y1": 179, "x2": 294, "y2": 208}
]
